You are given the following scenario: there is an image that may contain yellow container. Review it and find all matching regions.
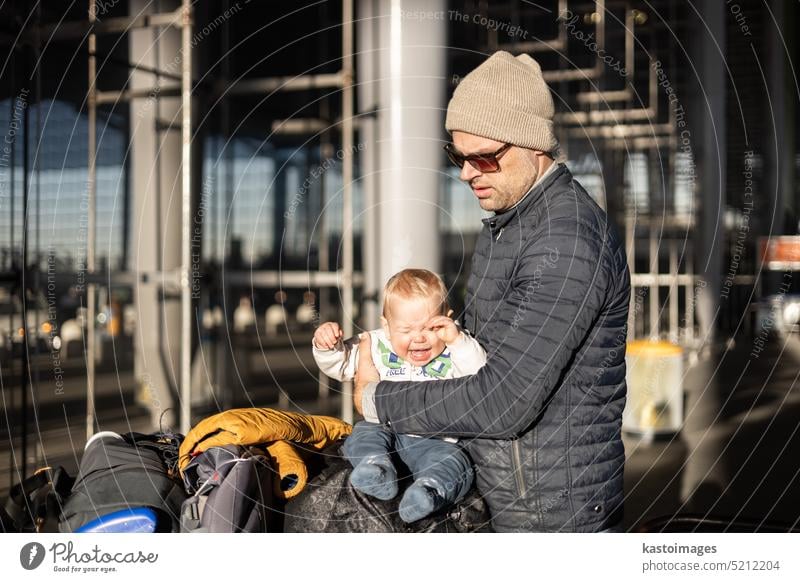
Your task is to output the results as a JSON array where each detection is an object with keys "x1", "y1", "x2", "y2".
[{"x1": 623, "y1": 340, "x2": 684, "y2": 436}]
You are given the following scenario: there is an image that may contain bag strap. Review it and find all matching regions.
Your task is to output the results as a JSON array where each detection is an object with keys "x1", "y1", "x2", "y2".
[
  {"x1": 180, "y1": 495, "x2": 209, "y2": 533},
  {"x1": 3, "y1": 466, "x2": 74, "y2": 532}
]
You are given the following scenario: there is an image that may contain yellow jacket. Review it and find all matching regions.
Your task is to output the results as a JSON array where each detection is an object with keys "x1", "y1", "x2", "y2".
[{"x1": 179, "y1": 408, "x2": 351, "y2": 500}]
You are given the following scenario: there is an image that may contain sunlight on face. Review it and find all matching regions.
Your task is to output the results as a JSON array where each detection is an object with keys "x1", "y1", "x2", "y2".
[
  {"x1": 381, "y1": 295, "x2": 446, "y2": 367},
  {"x1": 451, "y1": 131, "x2": 542, "y2": 213}
]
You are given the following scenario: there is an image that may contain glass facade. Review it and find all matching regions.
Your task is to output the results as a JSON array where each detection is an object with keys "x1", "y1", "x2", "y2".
[{"x1": 0, "y1": 99, "x2": 127, "y2": 271}]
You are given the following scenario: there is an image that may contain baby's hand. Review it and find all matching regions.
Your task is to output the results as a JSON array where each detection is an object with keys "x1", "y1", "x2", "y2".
[
  {"x1": 427, "y1": 314, "x2": 460, "y2": 344},
  {"x1": 313, "y1": 322, "x2": 343, "y2": 350}
]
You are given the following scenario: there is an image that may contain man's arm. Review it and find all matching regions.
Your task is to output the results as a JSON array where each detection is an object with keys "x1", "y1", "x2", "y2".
[{"x1": 369, "y1": 218, "x2": 612, "y2": 439}]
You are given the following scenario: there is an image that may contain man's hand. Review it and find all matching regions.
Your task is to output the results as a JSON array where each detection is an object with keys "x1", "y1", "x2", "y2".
[
  {"x1": 427, "y1": 314, "x2": 460, "y2": 344},
  {"x1": 353, "y1": 332, "x2": 378, "y2": 415},
  {"x1": 313, "y1": 321, "x2": 343, "y2": 350}
]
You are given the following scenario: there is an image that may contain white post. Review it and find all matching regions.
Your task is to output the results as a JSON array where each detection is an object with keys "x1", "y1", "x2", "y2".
[
  {"x1": 129, "y1": 0, "x2": 184, "y2": 431},
  {"x1": 341, "y1": 0, "x2": 355, "y2": 423},
  {"x1": 86, "y1": 0, "x2": 97, "y2": 439},
  {"x1": 358, "y1": 0, "x2": 446, "y2": 317},
  {"x1": 179, "y1": 0, "x2": 193, "y2": 434}
]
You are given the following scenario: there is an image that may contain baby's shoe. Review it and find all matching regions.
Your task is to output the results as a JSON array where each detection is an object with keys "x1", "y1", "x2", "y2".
[
  {"x1": 349, "y1": 455, "x2": 398, "y2": 500},
  {"x1": 398, "y1": 480, "x2": 446, "y2": 523}
]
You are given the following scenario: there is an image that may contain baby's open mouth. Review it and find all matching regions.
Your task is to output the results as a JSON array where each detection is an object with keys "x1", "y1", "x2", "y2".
[{"x1": 408, "y1": 348, "x2": 432, "y2": 362}]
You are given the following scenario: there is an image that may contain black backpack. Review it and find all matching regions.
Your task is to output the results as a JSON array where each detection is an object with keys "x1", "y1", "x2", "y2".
[
  {"x1": 180, "y1": 445, "x2": 278, "y2": 532},
  {"x1": 58, "y1": 432, "x2": 187, "y2": 532},
  {"x1": 283, "y1": 442, "x2": 492, "y2": 533}
]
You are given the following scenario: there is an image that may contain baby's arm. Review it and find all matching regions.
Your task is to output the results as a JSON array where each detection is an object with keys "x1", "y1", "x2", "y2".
[
  {"x1": 447, "y1": 331, "x2": 487, "y2": 377},
  {"x1": 427, "y1": 315, "x2": 487, "y2": 377},
  {"x1": 312, "y1": 322, "x2": 359, "y2": 382}
]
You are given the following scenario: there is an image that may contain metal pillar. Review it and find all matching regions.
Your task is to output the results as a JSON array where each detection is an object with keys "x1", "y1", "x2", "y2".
[
  {"x1": 680, "y1": 1, "x2": 728, "y2": 508},
  {"x1": 127, "y1": 0, "x2": 188, "y2": 431},
  {"x1": 357, "y1": 0, "x2": 381, "y2": 332},
  {"x1": 179, "y1": 0, "x2": 193, "y2": 435},
  {"x1": 86, "y1": 0, "x2": 97, "y2": 438},
  {"x1": 692, "y1": 2, "x2": 726, "y2": 347},
  {"x1": 341, "y1": 0, "x2": 355, "y2": 423},
  {"x1": 361, "y1": 0, "x2": 446, "y2": 299},
  {"x1": 764, "y1": 0, "x2": 795, "y2": 235}
]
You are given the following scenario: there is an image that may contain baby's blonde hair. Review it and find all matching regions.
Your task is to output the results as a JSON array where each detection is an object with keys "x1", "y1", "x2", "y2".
[{"x1": 382, "y1": 269, "x2": 449, "y2": 317}]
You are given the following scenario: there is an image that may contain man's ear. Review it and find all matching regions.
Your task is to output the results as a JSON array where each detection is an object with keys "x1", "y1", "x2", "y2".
[
  {"x1": 380, "y1": 316, "x2": 391, "y2": 339},
  {"x1": 534, "y1": 149, "x2": 554, "y2": 171}
]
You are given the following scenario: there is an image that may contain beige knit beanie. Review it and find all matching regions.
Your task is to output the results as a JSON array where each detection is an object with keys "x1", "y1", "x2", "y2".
[{"x1": 445, "y1": 51, "x2": 558, "y2": 152}]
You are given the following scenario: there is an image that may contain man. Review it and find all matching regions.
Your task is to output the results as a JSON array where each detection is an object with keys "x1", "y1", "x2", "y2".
[{"x1": 354, "y1": 51, "x2": 630, "y2": 532}]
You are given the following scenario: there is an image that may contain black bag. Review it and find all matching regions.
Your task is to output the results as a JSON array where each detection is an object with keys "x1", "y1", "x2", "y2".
[
  {"x1": 283, "y1": 442, "x2": 492, "y2": 533},
  {"x1": 2, "y1": 466, "x2": 75, "y2": 533},
  {"x1": 180, "y1": 445, "x2": 277, "y2": 532},
  {"x1": 59, "y1": 432, "x2": 187, "y2": 532}
]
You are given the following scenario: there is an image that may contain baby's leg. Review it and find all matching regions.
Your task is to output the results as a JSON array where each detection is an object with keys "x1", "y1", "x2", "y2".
[
  {"x1": 342, "y1": 421, "x2": 398, "y2": 500},
  {"x1": 395, "y1": 435, "x2": 474, "y2": 523}
]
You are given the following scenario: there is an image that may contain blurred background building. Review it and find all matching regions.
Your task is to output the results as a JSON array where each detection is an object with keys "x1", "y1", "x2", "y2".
[{"x1": 0, "y1": 0, "x2": 798, "y2": 530}]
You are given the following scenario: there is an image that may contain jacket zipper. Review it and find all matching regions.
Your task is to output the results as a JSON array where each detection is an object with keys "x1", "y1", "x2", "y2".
[{"x1": 511, "y1": 439, "x2": 527, "y2": 498}]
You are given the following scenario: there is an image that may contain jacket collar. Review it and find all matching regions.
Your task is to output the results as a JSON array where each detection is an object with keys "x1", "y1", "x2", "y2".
[{"x1": 481, "y1": 162, "x2": 570, "y2": 235}]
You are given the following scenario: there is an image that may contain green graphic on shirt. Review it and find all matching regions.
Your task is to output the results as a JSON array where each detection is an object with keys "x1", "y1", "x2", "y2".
[
  {"x1": 378, "y1": 339, "x2": 405, "y2": 369},
  {"x1": 423, "y1": 352, "x2": 452, "y2": 378}
]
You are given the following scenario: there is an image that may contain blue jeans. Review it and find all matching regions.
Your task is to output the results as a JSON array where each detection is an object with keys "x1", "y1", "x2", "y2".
[{"x1": 343, "y1": 421, "x2": 474, "y2": 504}]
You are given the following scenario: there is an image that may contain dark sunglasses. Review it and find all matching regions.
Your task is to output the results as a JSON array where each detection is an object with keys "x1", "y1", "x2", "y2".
[{"x1": 444, "y1": 142, "x2": 512, "y2": 173}]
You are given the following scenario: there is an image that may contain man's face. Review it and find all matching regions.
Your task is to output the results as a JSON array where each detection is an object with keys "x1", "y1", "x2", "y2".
[{"x1": 451, "y1": 131, "x2": 546, "y2": 213}]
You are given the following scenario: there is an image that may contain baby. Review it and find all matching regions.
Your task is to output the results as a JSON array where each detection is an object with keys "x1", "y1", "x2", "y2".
[{"x1": 313, "y1": 268, "x2": 486, "y2": 522}]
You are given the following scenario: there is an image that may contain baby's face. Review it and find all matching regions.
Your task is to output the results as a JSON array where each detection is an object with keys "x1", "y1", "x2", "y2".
[{"x1": 381, "y1": 296, "x2": 446, "y2": 367}]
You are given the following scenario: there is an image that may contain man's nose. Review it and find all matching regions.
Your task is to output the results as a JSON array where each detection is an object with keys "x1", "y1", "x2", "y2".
[{"x1": 460, "y1": 161, "x2": 481, "y2": 182}]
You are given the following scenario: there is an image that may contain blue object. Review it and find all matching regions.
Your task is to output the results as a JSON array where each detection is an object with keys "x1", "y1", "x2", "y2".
[{"x1": 75, "y1": 507, "x2": 158, "y2": 533}]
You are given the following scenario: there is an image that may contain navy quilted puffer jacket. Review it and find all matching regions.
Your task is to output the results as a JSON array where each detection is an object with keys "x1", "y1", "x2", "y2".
[{"x1": 374, "y1": 163, "x2": 630, "y2": 532}]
